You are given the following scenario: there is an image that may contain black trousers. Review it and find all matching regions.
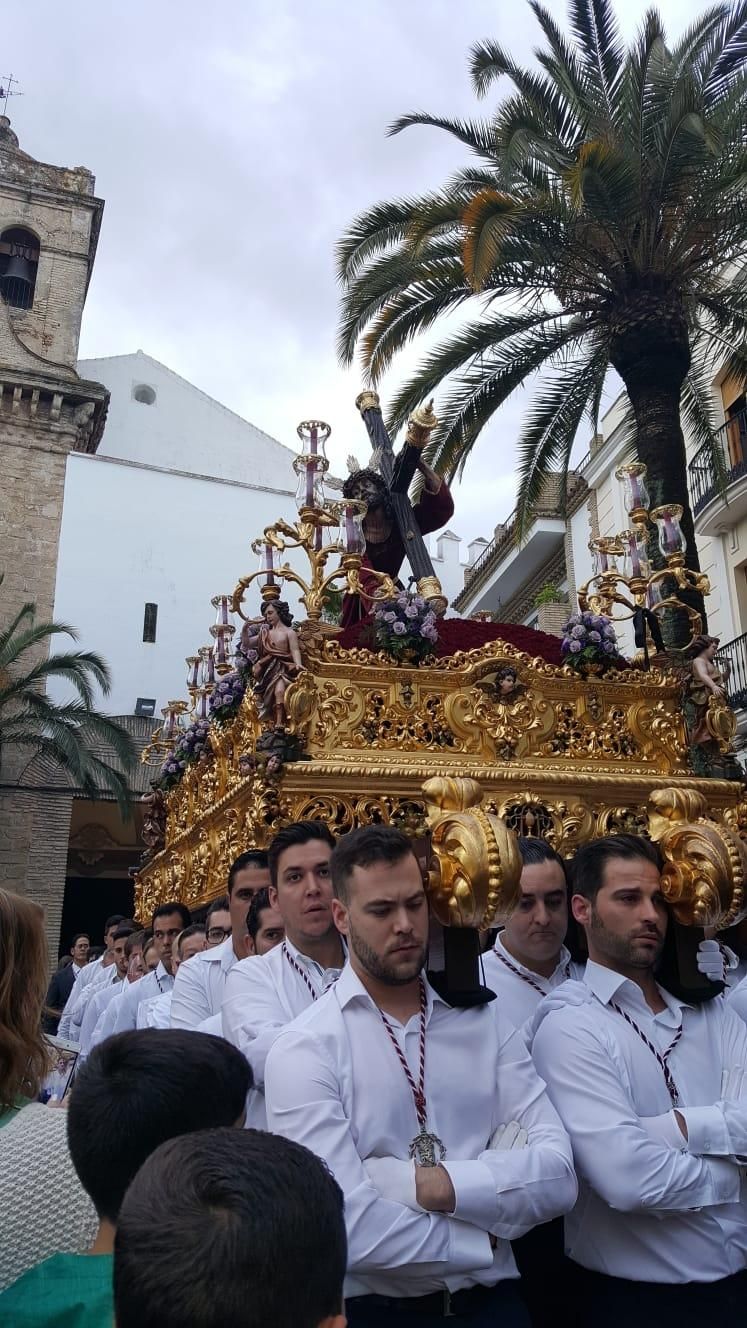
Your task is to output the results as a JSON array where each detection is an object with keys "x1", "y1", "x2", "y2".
[
  {"x1": 577, "y1": 1267, "x2": 747, "y2": 1328},
  {"x1": 511, "y1": 1219, "x2": 582, "y2": 1328},
  {"x1": 345, "y1": 1281, "x2": 530, "y2": 1326}
]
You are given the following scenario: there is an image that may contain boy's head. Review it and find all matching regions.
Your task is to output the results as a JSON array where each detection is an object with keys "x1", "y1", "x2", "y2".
[
  {"x1": 114, "y1": 1127, "x2": 347, "y2": 1328},
  {"x1": 67, "y1": 1030, "x2": 251, "y2": 1225}
]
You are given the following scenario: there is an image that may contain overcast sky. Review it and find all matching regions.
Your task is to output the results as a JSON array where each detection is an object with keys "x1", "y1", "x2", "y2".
[{"x1": 6, "y1": 0, "x2": 706, "y2": 545}]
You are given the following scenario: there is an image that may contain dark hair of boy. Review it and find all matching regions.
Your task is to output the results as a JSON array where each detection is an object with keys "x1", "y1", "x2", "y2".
[
  {"x1": 246, "y1": 886, "x2": 272, "y2": 941},
  {"x1": 227, "y1": 852, "x2": 268, "y2": 894},
  {"x1": 151, "y1": 901, "x2": 191, "y2": 930},
  {"x1": 67, "y1": 1030, "x2": 251, "y2": 1224},
  {"x1": 330, "y1": 824, "x2": 414, "y2": 905},
  {"x1": 268, "y1": 821, "x2": 335, "y2": 889},
  {"x1": 571, "y1": 833, "x2": 661, "y2": 904},
  {"x1": 113, "y1": 1127, "x2": 347, "y2": 1328}
]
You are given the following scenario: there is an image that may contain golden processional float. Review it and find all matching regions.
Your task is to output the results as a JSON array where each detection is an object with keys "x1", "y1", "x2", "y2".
[{"x1": 135, "y1": 394, "x2": 747, "y2": 986}]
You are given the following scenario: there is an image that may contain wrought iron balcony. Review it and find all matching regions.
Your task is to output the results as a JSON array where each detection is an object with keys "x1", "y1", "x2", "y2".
[
  {"x1": 716, "y1": 632, "x2": 747, "y2": 710},
  {"x1": 689, "y1": 406, "x2": 747, "y2": 515}
]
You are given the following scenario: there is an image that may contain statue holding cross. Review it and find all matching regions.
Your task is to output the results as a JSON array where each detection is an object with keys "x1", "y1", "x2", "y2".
[{"x1": 340, "y1": 391, "x2": 454, "y2": 627}]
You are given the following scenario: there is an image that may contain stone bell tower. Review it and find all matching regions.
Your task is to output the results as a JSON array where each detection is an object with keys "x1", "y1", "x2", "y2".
[{"x1": 0, "y1": 114, "x2": 109, "y2": 939}]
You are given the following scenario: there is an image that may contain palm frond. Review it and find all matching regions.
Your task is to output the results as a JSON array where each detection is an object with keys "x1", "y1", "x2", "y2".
[{"x1": 387, "y1": 112, "x2": 499, "y2": 164}]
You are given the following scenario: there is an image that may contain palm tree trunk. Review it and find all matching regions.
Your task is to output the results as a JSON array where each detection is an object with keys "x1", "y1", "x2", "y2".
[{"x1": 611, "y1": 308, "x2": 706, "y2": 650}]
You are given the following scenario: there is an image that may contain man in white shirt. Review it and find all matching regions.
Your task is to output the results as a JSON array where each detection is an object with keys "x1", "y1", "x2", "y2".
[
  {"x1": 170, "y1": 852, "x2": 270, "y2": 1030},
  {"x1": 112, "y1": 902, "x2": 191, "y2": 1034},
  {"x1": 532, "y1": 833, "x2": 747, "y2": 1326},
  {"x1": 141, "y1": 925, "x2": 207, "y2": 1029},
  {"x1": 222, "y1": 821, "x2": 343, "y2": 1102},
  {"x1": 58, "y1": 914, "x2": 128, "y2": 1039},
  {"x1": 265, "y1": 825, "x2": 576, "y2": 1326},
  {"x1": 482, "y1": 839, "x2": 584, "y2": 1041},
  {"x1": 78, "y1": 925, "x2": 139, "y2": 1055}
]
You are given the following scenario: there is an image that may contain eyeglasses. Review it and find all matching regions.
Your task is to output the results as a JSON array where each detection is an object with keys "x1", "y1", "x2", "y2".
[{"x1": 207, "y1": 926, "x2": 233, "y2": 944}]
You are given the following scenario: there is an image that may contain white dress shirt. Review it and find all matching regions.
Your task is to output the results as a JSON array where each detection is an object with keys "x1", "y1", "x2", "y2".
[
  {"x1": 111, "y1": 962, "x2": 173, "y2": 1033},
  {"x1": 90, "y1": 983, "x2": 127, "y2": 1047},
  {"x1": 58, "y1": 956, "x2": 109, "y2": 1039},
  {"x1": 481, "y1": 935, "x2": 583, "y2": 1040},
  {"x1": 78, "y1": 973, "x2": 123, "y2": 1056},
  {"x1": 170, "y1": 936, "x2": 238, "y2": 1029},
  {"x1": 222, "y1": 937, "x2": 343, "y2": 1088},
  {"x1": 265, "y1": 962, "x2": 576, "y2": 1300},
  {"x1": 138, "y1": 989, "x2": 173, "y2": 1029},
  {"x1": 727, "y1": 972, "x2": 747, "y2": 1026},
  {"x1": 532, "y1": 959, "x2": 747, "y2": 1283}
]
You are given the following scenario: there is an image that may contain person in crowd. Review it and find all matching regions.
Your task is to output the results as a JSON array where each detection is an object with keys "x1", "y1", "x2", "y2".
[
  {"x1": 0, "y1": 889, "x2": 97, "y2": 1292},
  {"x1": 112, "y1": 902, "x2": 191, "y2": 1033},
  {"x1": 86, "y1": 932, "x2": 153, "y2": 1052},
  {"x1": 170, "y1": 852, "x2": 269, "y2": 1030},
  {"x1": 43, "y1": 934, "x2": 90, "y2": 1033},
  {"x1": 223, "y1": 822, "x2": 343, "y2": 1105},
  {"x1": 58, "y1": 916, "x2": 128, "y2": 1039},
  {"x1": 204, "y1": 894, "x2": 232, "y2": 947},
  {"x1": 141, "y1": 936, "x2": 158, "y2": 973},
  {"x1": 113, "y1": 1128, "x2": 346, "y2": 1328},
  {"x1": 532, "y1": 834, "x2": 747, "y2": 1326},
  {"x1": 139, "y1": 925, "x2": 206, "y2": 1029},
  {"x1": 265, "y1": 825, "x2": 576, "y2": 1327},
  {"x1": 246, "y1": 885, "x2": 285, "y2": 956},
  {"x1": 79, "y1": 928, "x2": 143, "y2": 1058},
  {"x1": 482, "y1": 840, "x2": 583, "y2": 1041},
  {"x1": 0, "y1": 1030, "x2": 251, "y2": 1326}
]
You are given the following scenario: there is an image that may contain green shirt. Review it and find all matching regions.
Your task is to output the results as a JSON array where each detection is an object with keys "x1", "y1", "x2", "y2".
[{"x1": 0, "y1": 1252, "x2": 113, "y2": 1326}]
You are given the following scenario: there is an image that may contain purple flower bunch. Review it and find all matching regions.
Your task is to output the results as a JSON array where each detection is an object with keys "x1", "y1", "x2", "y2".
[
  {"x1": 157, "y1": 717, "x2": 211, "y2": 789},
  {"x1": 374, "y1": 592, "x2": 439, "y2": 662},
  {"x1": 209, "y1": 669, "x2": 247, "y2": 726},
  {"x1": 561, "y1": 610, "x2": 619, "y2": 672}
]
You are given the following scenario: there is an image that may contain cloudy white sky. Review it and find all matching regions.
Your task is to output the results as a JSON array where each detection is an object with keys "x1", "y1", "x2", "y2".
[{"x1": 6, "y1": 0, "x2": 706, "y2": 545}]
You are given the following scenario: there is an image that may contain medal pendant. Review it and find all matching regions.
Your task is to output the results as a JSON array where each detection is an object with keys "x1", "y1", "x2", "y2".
[{"x1": 409, "y1": 1129, "x2": 446, "y2": 1167}]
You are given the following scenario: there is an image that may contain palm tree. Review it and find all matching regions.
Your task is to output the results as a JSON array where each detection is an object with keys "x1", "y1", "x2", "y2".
[
  {"x1": 0, "y1": 577, "x2": 138, "y2": 813},
  {"x1": 338, "y1": 0, "x2": 747, "y2": 639}
]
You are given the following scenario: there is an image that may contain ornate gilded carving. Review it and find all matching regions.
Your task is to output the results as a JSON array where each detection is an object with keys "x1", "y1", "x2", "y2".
[
  {"x1": 424, "y1": 778, "x2": 522, "y2": 929},
  {"x1": 647, "y1": 788, "x2": 747, "y2": 929}
]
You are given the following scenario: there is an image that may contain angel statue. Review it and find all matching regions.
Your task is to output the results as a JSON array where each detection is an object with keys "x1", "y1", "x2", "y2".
[
  {"x1": 240, "y1": 600, "x2": 303, "y2": 730},
  {"x1": 683, "y1": 635, "x2": 738, "y2": 777}
]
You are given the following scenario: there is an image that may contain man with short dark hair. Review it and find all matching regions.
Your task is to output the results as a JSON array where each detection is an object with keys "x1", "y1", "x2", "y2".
[
  {"x1": 246, "y1": 886, "x2": 285, "y2": 956},
  {"x1": 205, "y1": 895, "x2": 232, "y2": 947},
  {"x1": 113, "y1": 1128, "x2": 346, "y2": 1328},
  {"x1": 223, "y1": 822, "x2": 344, "y2": 1112},
  {"x1": 533, "y1": 834, "x2": 747, "y2": 1326},
  {"x1": 43, "y1": 934, "x2": 90, "y2": 1033},
  {"x1": 266, "y1": 825, "x2": 575, "y2": 1326},
  {"x1": 81, "y1": 930, "x2": 148, "y2": 1056},
  {"x1": 170, "y1": 852, "x2": 269, "y2": 1030},
  {"x1": 77, "y1": 926, "x2": 137, "y2": 1057},
  {"x1": 0, "y1": 1030, "x2": 251, "y2": 1327},
  {"x1": 113, "y1": 903, "x2": 191, "y2": 1033},
  {"x1": 59, "y1": 916, "x2": 129, "y2": 1039},
  {"x1": 140, "y1": 926, "x2": 206, "y2": 1029}
]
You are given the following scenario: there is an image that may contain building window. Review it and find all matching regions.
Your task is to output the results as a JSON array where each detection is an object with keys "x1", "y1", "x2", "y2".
[
  {"x1": 135, "y1": 697, "x2": 157, "y2": 717},
  {"x1": 0, "y1": 226, "x2": 39, "y2": 309},
  {"x1": 143, "y1": 603, "x2": 158, "y2": 643},
  {"x1": 132, "y1": 383, "x2": 156, "y2": 405}
]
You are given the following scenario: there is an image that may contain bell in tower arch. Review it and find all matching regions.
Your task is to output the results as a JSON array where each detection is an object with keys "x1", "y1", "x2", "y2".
[{"x1": 0, "y1": 253, "x2": 35, "y2": 309}]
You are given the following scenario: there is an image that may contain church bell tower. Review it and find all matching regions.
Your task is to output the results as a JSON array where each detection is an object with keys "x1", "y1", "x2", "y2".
[{"x1": 0, "y1": 113, "x2": 109, "y2": 939}]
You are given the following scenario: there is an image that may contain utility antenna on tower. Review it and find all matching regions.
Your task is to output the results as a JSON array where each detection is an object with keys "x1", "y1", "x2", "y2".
[{"x1": 0, "y1": 74, "x2": 22, "y2": 117}]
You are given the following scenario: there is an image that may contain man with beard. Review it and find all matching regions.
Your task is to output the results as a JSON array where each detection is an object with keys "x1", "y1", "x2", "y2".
[
  {"x1": 265, "y1": 826, "x2": 576, "y2": 1327},
  {"x1": 532, "y1": 834, "x2": 747, "y2": 1327}
]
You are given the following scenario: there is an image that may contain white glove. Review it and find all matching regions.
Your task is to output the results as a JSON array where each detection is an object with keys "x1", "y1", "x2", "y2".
[
  {"x1": 363, "y1": 1156, "x2": 418, "y2": 1210},
  {"x1": 488, "y1": 1120, "x2": 528, "y2": 1151},
  {"x1": 697, "y1": 939, "x2": 729, "y2": 983}
]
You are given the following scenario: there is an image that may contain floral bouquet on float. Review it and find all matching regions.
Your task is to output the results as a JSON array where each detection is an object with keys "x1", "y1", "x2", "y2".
[
  {"x1": 561, "y1": 610, "x2": 619, "y2": 675},
  {"x1": 373, "y1": 591, "x2": 439, "y2": 663},
  {"x1": 156, "y1": 717, "x2": 212, "y2": 790},
  {"x1": 209, "y1": 670, "x2": 247, "y2": 727}
]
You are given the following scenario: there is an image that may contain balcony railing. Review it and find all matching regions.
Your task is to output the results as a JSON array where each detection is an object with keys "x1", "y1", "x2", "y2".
[
  {"x1": 464, "y1": 508, "x2": 518, "y2": 586},
  {"x1": 689, "y1": 406, "x2": 747, "y2": 514},
  {"x1": 717, "y1": 632, "x2": 747, "y2": 710}
]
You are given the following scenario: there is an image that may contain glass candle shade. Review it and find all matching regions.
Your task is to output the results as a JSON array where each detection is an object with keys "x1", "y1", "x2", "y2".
[
  {"x1": 294, "y1": 455, "x2": 326, "y2": 511},
  {"x1": 210, "y1": 622, "x2": 235, "y2": 665},
  {"x1": 621, "y1": 528, "x2": 651, "y2": 580},
  {"x1": 296, "y1": 419, "x2": 331, "y2": 460},
  {"x1": 186, "y1": 656, "x2": 200, "y2": 690},
  {"x1": 343, "y1": 502, "x2": 366, "y2": 555},
  {"x1": 590, "y1": 537, "x2": 621, "y2": 576},
  {"x1": 198, "y1": 646, "x2": 215, "y2": 686},
  {"x1": 211, "y1": 594, "x2": 231, "y2": 627},
  {"x1": 160, "y1": 705, "x2": 176, "y2": 744},
  {"x1": 615, "y1": 462, "x2": 650, "y2": 515},
  {"x1": 651, "y1": 504, "x2": 687, "y2": 558},
  {"x1": 257, "y1": 542, "x2": 278, "y2": 587}
]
